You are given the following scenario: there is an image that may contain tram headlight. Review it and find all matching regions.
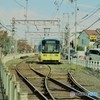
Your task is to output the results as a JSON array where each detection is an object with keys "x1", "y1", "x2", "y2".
[
  {"x1": 43, "y1": 54, "x2": 47, "y2": 56},
  {"x1": 55, "y1": 54, "x2": 58, "y2": 56}
]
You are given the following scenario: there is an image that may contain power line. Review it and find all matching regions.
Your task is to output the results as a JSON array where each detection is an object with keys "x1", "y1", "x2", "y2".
[
  {"x1": 57, "y1": 0, "x2": 64, "y2": 11},
  {"x1": 14, "y1": 0, "x2": 27, "y2": 20},
  {"x1": 25, "y1": 0, "x2": 28, "y2": 20},
  {"x1": 81, "y1": 8, "x2": 100, "y2": 23},
  {"x1": 77, "y1": 4, "x2": 100, "y2": 31},
  {"x1": 14, "y1": 0, "x2": 25, "y2": 8},
  {"x1": 80, "y1": 3, "x2": 100, "y2": 23},
  {"x1": 53, "y1": 0, "x2": 64, "y2": 19},
  {"x1": 82, "y1": 3, "x2": 100, "y2": 19},
  {"x1": 85, "y1": 18, "x2": 100, "y2": 30},
  {"x1": 0, "y1": 22, "x2": 12, "y2": 32}
]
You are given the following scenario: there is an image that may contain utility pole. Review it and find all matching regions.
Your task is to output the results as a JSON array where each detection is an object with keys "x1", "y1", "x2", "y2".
[
  {"x1": 12, "y1": 17, "x2": 16, "y2": 54},
  {"x1": 30, "y1": 37, "x2": 33, "y2": 53},
  {"x1": 67, "y1": 13, "x2": 71, "y2": 63},
  {"x1": 64, "y1": 13, "x2": 71, "y2": 63},
  {"x1": 58, "y1": 18, "x2": 61, "y2": 40},
  {"x1": 25, "y1": 0, "x2": 28, "y2": 20},
  {"x1": 25, "y1": 0, "x2": 28, "y2": 41},
  {"x1": 74, "y1": 0, "x2": 77, "y2": 52}
]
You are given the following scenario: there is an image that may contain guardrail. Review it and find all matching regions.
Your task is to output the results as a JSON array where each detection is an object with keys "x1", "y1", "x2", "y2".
[
  {"x1": 0, "y1": 53, "x2": 34, "y2": 100},
  {"x1": 71, "y1": 58, "x2": 100, "y2": 69},
  {"x1": 0, "y1": 62, "x2": 28, "y2": 100}
]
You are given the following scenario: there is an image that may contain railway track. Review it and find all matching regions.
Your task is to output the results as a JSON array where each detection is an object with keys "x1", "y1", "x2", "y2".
[
  {"x1": 15, "y1": 61, "x2": 48, "y2": 99},
  {"x1": 67, "y1": 72, "x2": 100, "y2": 100},
  {"x1": 29, "y1": 64, "x2": 96, "y2": 100},
  {"x1": 13, "y1": 56, "x2": 97, "y2": 100}
]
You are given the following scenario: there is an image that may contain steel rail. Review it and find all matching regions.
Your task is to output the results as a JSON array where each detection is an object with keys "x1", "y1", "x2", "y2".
[
  {"x1": 16, "y1": 61, "x2": 55, "y2": 100},
  {"x1": 14, "y1": 57, "x2": 96, "y2": 100},
  {"x1": 15, "y1": 57, "x2": 49, "y2": 100},
  {"x1": 68, "y1": 72, "x2": 89, "y2": 92},
  {"x1": 45, "y1": 76, "x2": 56, "y2": 100},
  {"x1": 68, "y1": 72, "x2": 100, "y2": 100},
  {"x1": 49, "y1": 77, "x2": 95, "y2": 100},
  {"x1": 29, "y1": 64, "x2": 56, "y2": 100},
  {"x1": 29, "y1": 65, "x2": 95, "y2": 100},
  {"x1": 44, "y1": 65, "x2": 56, "y2": 100},
  {"x1": 15, "y1": 68, "x2": 48, "y2": 100}
]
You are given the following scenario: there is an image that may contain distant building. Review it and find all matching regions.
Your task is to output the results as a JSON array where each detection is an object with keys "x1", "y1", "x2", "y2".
[{"x1": 78, "y1": 30, "x2": 100, "y2": 49}]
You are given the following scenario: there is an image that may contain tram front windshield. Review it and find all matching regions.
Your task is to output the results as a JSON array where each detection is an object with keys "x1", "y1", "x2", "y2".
[{"x1": 42, "y1": 40, "x2": 60, "y2": 53}]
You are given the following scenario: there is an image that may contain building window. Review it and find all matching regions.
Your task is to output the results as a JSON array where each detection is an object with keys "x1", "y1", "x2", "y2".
[{"x1": 82, "y1": 39, "x2": 84, "y2": 44}]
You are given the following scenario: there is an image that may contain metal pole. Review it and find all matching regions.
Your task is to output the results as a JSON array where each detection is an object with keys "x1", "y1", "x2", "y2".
[
  {"x1": 12, "y1": 17, "x2": 18, "y2": 54},
  {"x1": 25, "y1": 0, "x2": 28, "y2": 20},
  {"x1": 64, "y1": 13, "x2": 70, "y2": 63},
  {"x1": 68, "y1": 28, "x2": 71, "y2": 63},
  {"x1": 75, "y1": 0, "x2": 77, "y2": 52},
  {"x1": 25, "y1": 0, "x2": 28, "y2": 43},
  {"x1": 67, "y1": 13, "x2": 71, "y2": 63},
  {"x1": 12, "y1": 17, "x2": 15, "y2": 54},
  {"x1": 58, "y1": 18, "x2": 61, "y2": 40},
  {"x1": 30, "y1": 37, "x2": 33, "y2": 53}
]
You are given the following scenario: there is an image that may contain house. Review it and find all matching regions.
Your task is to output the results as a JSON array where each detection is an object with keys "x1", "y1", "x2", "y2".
[{"x1": 78, "y1": 30, "x2": 100, "y2": 49}]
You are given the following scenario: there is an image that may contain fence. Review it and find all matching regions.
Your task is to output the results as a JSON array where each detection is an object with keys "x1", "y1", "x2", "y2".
[
  {"x1": 71, "y1": 58, "x2": 100, "y2": 70},
  {"x1": 0, "y1": 62, "x2": 28, "y2": 100},
  {"x1": 0, "y1": 53, "x2": 34, "y2": 100}
]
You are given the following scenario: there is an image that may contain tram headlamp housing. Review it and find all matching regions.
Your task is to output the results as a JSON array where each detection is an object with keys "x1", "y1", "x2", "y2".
[{"x1": 43, "y1": 54, "x2": 47, "y2": 56}]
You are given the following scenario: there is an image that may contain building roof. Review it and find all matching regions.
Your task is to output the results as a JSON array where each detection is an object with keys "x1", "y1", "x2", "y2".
[
  {"x1": 85, "y1": 30, "x2": 100, "y2": 37},
  {"x1": 78, "y1": 29, "x2": 100, "y2": 39}
]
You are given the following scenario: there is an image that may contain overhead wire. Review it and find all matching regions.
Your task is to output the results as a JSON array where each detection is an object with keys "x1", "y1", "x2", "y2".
[
  {"x1": 13, "y1": 0, "x2": 30, "y2": 35},
  {"x1": 53, "y1": 0, "x2": 64, "y2": 19},
  {"x1": 85, "y1": 18, "x2": 100, "y2": 30},
  {"x1": 80, "y1": 8, "x2": 100, "y2": 23},
  {"x1": 81, "y1": 3, "x2": 100, "y2": 19},
  {"x1": 14, "y1": 0, "x2": 27, "y2": 20},
  {"x1": 57, "y1": 0, "x2": 64, "y2": 11},
  {"x1": 0, "y1": 22, "x2": 12, "y2": 32},
  {"x1": 0, "y1": 0, "x2": 25, "y2": 33},
  {"x1": 80, "y1": 3, "x2": 100, "y2": 23},
  {"x1": 75, "y1": 3, "x2": 100, "y2": 31},
  {"x1": 14, "y1": 0, "x2": 25, "y2": 8}
]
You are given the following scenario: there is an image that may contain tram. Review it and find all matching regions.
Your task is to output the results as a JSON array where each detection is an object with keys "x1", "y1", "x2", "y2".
[{"x1": 38, "y1": 37, "x2": 61, "y2": 63}]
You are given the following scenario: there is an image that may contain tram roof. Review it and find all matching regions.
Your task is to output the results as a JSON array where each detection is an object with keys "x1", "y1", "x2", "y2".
[{"x1": 41, "y1": 37, "x2": 60, "y2": 41}]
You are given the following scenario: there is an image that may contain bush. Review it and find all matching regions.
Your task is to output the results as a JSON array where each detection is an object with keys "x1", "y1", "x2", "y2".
[{"x1": 77, "y1": 46, "x2": 84, "y2": 51}]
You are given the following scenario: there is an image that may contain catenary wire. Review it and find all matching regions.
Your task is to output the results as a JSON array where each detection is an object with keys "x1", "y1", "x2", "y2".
[{"x1": 0, "y1": 22, "x2": 12, "y2": 32}]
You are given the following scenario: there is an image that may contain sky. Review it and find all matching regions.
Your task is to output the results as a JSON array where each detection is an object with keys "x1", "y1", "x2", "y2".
[{"x1": 0, "y1": 0, "x2": 100, "y2": 44}]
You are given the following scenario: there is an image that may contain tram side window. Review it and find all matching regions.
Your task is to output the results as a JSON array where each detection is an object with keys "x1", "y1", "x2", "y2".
[
  {"x1": 42, "y1": 40, "x2": 46, "y2": 46},
  {"x1": 38, "y1": 45, "x2": 41, "y2": 52},
  {"x1": 42, "y1": 40, "x2": 48, "y2": 52}
]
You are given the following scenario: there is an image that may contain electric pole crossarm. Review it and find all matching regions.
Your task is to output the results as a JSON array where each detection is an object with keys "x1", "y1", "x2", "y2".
[{"x1": 14, "y1": 19, "x2": 60, "y2": 26}]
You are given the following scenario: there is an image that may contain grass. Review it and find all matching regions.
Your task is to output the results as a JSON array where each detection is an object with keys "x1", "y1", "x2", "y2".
[
  {"x1": 5, "y1": 57, "x2": 100, "y2": 97},
  {"x1": 5, "y1": 58, "x2": 23, "y2": 68}
]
